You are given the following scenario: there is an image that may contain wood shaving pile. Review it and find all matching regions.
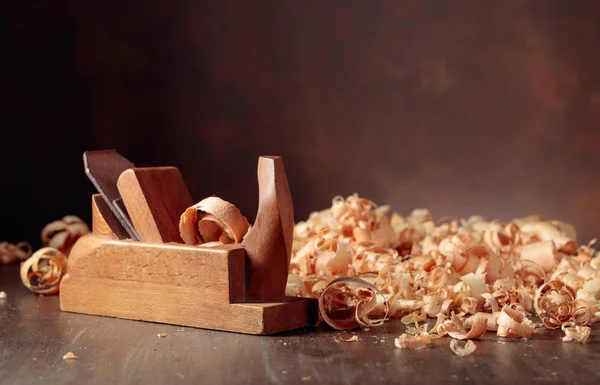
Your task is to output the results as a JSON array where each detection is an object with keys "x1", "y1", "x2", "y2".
[{"x1": 288, "y1": 194, "x2": 599, "y2": 348}]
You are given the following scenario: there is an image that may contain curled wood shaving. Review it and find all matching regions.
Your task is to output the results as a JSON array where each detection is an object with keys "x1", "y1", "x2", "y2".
[
  {"x1": 514, "y1": 260, "x2": 546, "y2": 289},
  {"x1": 459, "y1": 273, "x2": 487, "y2": 299},
  {"x1": 578, "y1": 240, "x2": 598, "y2": 263},
  {"x1": 575, "y1": 296, "x2": 600, "y2": 323},
  {"x1": 20, "y1": 247, "x2": 67, "y2": 295},
  {"x1": 41, "y1": 216, "x2": 89, "y2": 255},
  {"x1": 0, "y1": 291, "x2": 6, "y2": 299},
  {"x1": 342, "y1": 335, "x2": 358, "y2": 342},
  {"x1": 318, "y1": 277, "x2": 388, "y2": 330},
  {"x1": 534, "y1": 280, "x2": 588, "y2": 329},
  {"x1": 63, "y1": 352, "x2": 78, "y2": 360},
  {"x1": 401, "y1": 310, "x2": 427, "y2": 325},
  {"x1": 561, "y1": 323, "x2": 591, "y2": 343},
  {"x1": 423, "y1": 295, "x2": 444, "y2": 318},
  {"x1": 449, "y1": 339, "x2": 476, "y2": 356},
  {"x1": 576, "y1": 264, "x2": 598, "y2": 281},
  {"x1": 520, "y1": 241, "x2": 558, "y2": 274},
  {"x1": 429, "y1": 314, "x2": 449, "y2": 337},
  {"x1": 460, "y1": 297, "x2": 479, "y2": 315},
  {"x1": 179, "y1": 197, "x2": 250, "y2": 245},
  {"x1": 404, "y1": 322, "x2": 429, "y2": 337},
  {"x1": 0, "y1": 241, "x2": 32, "y2": 264},
  {"x1": 443, "y1": 313, "x2": 488, "y2": 340},
  {"x1": 394, "y1": 334, "x2": 431, "y2": 349},
  {"x1": 481, "y1": 293, "x2": 499, "y2": 313},
  {"x1": 315, "y1": 238, "x2": 353, "y2": 277},
  {"x1": 384, "y1": 296, "x2": 423, "y2": 318},
  {"x1": 497, "y1": 306, "x2": 535, "y2": 338},
  {"x1": 286, "y1": 276, "x2": 329, "y2": 299},
  {"x1": 465, "y1": 312, "x2": 499, "y2": 332},
  {"x1": 520, "y1": 221, "x2": 578, "y2": 255}
]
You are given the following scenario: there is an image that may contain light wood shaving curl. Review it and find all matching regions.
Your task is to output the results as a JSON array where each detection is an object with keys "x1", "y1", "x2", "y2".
[
  {"x1": 394, "y1": 334, "x2": 431, "y2": 349},
  {"x1": 561, "y1": 323, "x2": 591, "y2": 343},
  {"x1": 20, "y1": 247, "x2": 67, "y2": 295},
  {"x1": 497, "y1": 306, "x2": 535, "y2": 338},
  {"x1": 449, "y1": 339, "x2": 476, "y2": 356},
  {"x1": 318, "y1": 277, "x2": 388, "y2": 330},
  {"x1": 465, "y1": 312, "x2": 499, "y2": 332},
  {"x1": 179, "y1": 197, "x2": 250, "y2": 245},
  {"x1": 443, "y1": 313, "x2": 488, "y2": 340},
  {"x1": 534, "y1": 280, "x2": 589, "y2": 329}
]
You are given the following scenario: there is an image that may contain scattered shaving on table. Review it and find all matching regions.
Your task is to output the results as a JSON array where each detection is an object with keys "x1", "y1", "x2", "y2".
[
  {"x1": 288, "y1": 193, "x2": 600, "y2": 346},
  {"x1": 450, "y1": 339, "x2": 476, "y2": 356},
  {"x1": 63, "y1": 352, "x2": 78, "y2": 360},
  {"x1": 0, "y1": 241, "x2": 32, "y2": 264},
  {"x1": 301, "y1": 377, "x2": 312, "y2": 382},
  {"x1": 20, "y1": 247, "x2": 67, "y2": 295},
  {"x1": 41, "y1": 216, "x2": 89, "y2": 255},
  {"x1": 158, "y1": 333, "x2": 167, "y2": 338},
  {"x1": 179, "y1": 197, "x2": 250, "y2": 245},
  {"x1": 561, "y1": 323, "x2": 591, "y2": 343},
  {"x1": 395, "y1": 334, "x2": 431, "y2": 349},
  {"x1": 0, "y1": 291, "x2": 6, "y2": 299},
  {"x1": 342, "y1": 335, "x2": 358, "y2": 342}
]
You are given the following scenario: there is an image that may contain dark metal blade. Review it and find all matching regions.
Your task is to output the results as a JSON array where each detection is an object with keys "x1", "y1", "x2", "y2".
[{"x1": 83, "y1": 150, "x2": 140, "y2": 240}]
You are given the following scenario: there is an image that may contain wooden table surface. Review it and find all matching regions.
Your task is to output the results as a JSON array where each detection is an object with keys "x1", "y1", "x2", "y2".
[{"x1": 1, "y1": 265, "x2": 599, "y2": 385}]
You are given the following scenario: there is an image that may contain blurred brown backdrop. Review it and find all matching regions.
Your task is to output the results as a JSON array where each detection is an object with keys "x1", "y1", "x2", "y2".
[{"x1": 2, "y1": 1, "x2": 600, "y2": 248}]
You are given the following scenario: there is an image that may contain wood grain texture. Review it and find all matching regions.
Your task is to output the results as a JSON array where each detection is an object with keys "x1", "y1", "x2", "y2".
[
  {"x1": 65, "y1": 234, "x2": 246, "y2": 302},
  {"x1": 242, "y1": 156, "x2": 294, "y2": 302},
  {"x1": 117, "y1": 167, "x2": 193, "y2": 243},
  {"x1": 91, "y1": 194, "x2": 118, "y2": 238},
  {"x1": 60, "y1": 277, "x2": 317, "y2": 335},
  {"x1": 60, "y1": 234, "x2": 317, "y2": 335},
  {"x1": 83, "y1": 150, "x2": 138, "y2": 240},
  {"x1": 3, "y1": 264, "x2": 600, "y2": 385}
]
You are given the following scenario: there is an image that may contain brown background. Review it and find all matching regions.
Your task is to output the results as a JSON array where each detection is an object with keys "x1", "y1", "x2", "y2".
[{"x1": 2, "y1": 1, "x2": 600, "y2": 248}]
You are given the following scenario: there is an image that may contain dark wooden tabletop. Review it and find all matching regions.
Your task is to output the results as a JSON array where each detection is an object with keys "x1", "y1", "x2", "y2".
[{"x1": 1, "y1": 265, "x2": 599, "y2": 385}]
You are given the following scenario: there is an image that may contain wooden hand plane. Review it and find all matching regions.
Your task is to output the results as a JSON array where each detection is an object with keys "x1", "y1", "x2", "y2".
[{"x1": 59, "y1": 151, "x2": 317, "y2": 335}]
